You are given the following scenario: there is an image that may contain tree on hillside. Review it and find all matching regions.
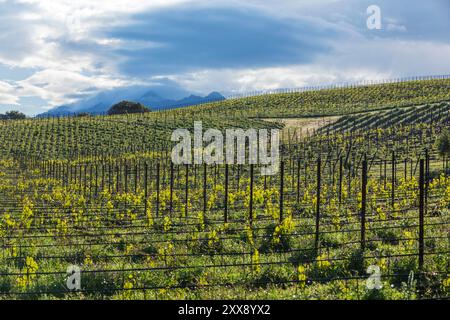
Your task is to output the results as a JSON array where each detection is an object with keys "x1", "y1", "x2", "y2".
[
  {"x1": 436, "y1": 129, "x2": 450, "y2": 172},
  {"x1": 0, "y1": 110, "x2": 26, "y2": 120},
  {"x1": 436, "y1": 129, "x2": 450, "y2": 157},
  {"x1": 107, "y1": 101, "x2": 151, "y2": 115},
  {"x1": 75, "y1": 112, "x2": 91, "y2": 117}
]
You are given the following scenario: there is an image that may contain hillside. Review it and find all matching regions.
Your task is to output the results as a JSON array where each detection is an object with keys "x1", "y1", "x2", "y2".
[
  {"x1": 319, "y1": 102, "x2": 450, "y2": 133},
  {"x1": 186, "y1": 78, "x2": 450, "y2": 118},
  {"x1": 2, "y1": 78, "x2": 450, "y2": 160}
]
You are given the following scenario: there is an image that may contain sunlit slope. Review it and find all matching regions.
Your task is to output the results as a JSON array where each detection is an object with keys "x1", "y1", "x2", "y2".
[
  {"x1": 319, "y1": 101, "x2": 450, "y2": 133},
  {"x1": 185, "y1": 78, "x2": 450, "y2": 118}
]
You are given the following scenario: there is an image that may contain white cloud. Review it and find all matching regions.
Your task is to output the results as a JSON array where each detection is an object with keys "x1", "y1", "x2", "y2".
[
  {"x1": 0, "y1": 81, "x2": 20, "y2": 105},
  {"x1": 171, "y1": 37, "x2": 450, "y2": 95},
  {"x1": 325, "y1": 39, "x2": 450, "y2": 76},
  {"x1": 386, "y1": 24, "x2": 407, "y2": 32},
  {"x1": 171, "y1": 65, "x2": 390, "y2": 95},
  {"x1": 0, "y1": 0, "x2": 188, "y2": 108},
  {"x1": 385, "y1": 17, "x2": 407, "y2": 32},
  {"x1": 16, "y1": 69, "x2": 140, "y2": 106}
]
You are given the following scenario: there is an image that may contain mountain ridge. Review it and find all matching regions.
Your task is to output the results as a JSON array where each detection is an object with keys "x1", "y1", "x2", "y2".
[{"x1": 37, "y1": 88, "x2": 225, "y2": 117}]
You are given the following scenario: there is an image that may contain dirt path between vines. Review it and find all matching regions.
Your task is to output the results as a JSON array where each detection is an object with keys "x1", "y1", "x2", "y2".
[{"x1": 262, "y1": 116, "x2": 341, "y2": 137}]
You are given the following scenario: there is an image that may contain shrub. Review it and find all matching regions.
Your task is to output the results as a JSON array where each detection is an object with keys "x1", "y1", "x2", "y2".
[
  {"x1": 107, "y1": 101, "x2": 151, "y2": 115},
  {"x1": 436, "y1": 129, "x2": 450, "y2": 157}
]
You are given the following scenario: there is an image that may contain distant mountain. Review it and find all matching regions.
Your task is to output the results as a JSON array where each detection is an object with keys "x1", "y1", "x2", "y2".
[{"x1": 37, "y1": 87, "x2": 225, "y2": 117}]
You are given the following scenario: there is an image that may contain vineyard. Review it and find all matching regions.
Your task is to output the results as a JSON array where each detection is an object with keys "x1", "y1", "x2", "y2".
[{"x1": 0, "y1": 78, "x2": 449, "y2": 300}]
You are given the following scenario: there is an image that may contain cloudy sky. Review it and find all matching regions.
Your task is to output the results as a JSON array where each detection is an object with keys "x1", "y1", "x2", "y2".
[{"x1": 0, "y1": 0, "x2": 449, "y2": 115}]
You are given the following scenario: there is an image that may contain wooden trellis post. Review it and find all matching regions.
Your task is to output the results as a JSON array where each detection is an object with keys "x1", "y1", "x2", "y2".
[
  {"x1": 185, "y1": 164, "x2": 189, "y2": 219},
  {"x1": 361, "y1": 159, "x2": 367, "y2": 251},
  {"x1": 338, "y1": 156, "x2": 343, "y2": 205},
  {"x1": 279, "y1": 160, "x2": 284, "y2": 223},
  {"x1": 169, "y1": 162, "x2": 174, "y2": 216},
  {"x1": 296, "y1": 158, "x2": 301, "y2": 203},
  {"x1": 419, "y1": 159, "x2": 425, "y2": 271},
  {"x1": 144, "y1": 162, "x2": 148, "y2": 215},
  {"x1": 203, "y1": 164, "x2": 207, "y2": 216},
  {"x1": 156, "y1": 162, "x2": 160, "y2": 217},
  {"x1": 224, "y1": 164, "x2": 229, "y2": 223},
  {"x1": 315, "y1": 157, "x2": 321, "y2": 254},
  {"x1": 249, "y1": 164, "x2": 254, "y2": 226},
  {"x1": 391, "y1": 151, "x2": 395, "y2": 210}
]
